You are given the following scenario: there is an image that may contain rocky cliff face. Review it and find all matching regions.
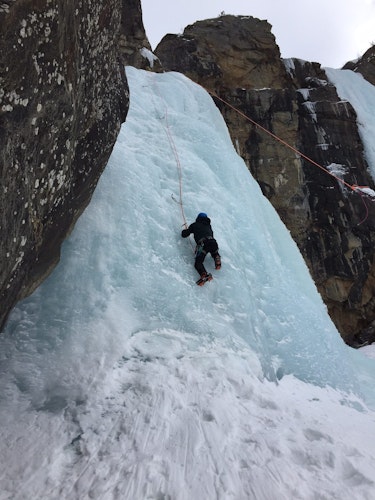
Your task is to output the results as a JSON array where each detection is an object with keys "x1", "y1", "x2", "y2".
[
  {"x1": 344, "y1": 45, "x2": 375, "y2": 86},
  {"x1": 0, "y1": 0, "x2": 129, "y2": 330},
  {"x1": 155, "y1": 15, "x2": 375, "y2": 346},
  {"x1": 117, "y1": 0, "x2": 162, "y2": 70},
  {"x1": 118, "y1": 0, "x2": 151, "y2": 68}
]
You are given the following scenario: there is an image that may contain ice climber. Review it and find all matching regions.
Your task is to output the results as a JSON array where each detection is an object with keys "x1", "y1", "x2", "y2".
[{"x1": 181, "y1": 212, "x2": 221, "y2": 286}]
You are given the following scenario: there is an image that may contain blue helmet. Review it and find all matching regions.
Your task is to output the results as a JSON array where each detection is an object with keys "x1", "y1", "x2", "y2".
[{"x1": 197, "y1": 212, "x2": 208, "y2": 219}]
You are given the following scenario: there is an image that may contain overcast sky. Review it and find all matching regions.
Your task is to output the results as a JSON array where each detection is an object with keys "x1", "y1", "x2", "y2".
[{"x1": 141, "y1": 0, "x2": 375, "y2": 68}]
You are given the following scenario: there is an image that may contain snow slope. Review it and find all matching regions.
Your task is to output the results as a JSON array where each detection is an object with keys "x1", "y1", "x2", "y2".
[{"x1": 1, "y1": 67, "x2": 375, "y2": 499}]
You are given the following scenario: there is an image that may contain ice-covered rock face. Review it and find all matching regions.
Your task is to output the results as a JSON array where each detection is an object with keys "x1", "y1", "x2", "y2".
[
  {"x1": 155, "y1": 15, "x2": 375, "y2": 345},
  {"x1": 0, "y1": 0, "x2": 129, "y2": 330}
]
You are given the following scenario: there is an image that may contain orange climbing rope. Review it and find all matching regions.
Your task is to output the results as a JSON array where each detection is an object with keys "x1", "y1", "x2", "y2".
[
  {"x1": 151, "y1": 72, "x2": 372, "y2": 227},
  {"x1": 150, "y1": 75, "x2": 188, "y2": 229},
  {"x1": 163, "y1": 105, "x2": 188, "y2": 228},
  {"x1": 209, "y1": 90, "x2": 361, "y2": 192},
  {"x1": 205, "y1": 89, "x2": 374, "y2": 225}
]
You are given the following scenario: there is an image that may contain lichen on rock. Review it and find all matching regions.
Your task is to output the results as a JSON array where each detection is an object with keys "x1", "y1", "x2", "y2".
[{"x1": 0, "y1": 0, "x2": 129, "y2": 330}]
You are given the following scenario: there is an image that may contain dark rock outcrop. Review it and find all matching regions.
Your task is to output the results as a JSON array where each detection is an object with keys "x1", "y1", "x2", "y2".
[
  {"x1": 344, "y1": 45, "x2": 375, "y2": 86},
  {"x1": 118, "y1": 0, "x2": 160, "y2": 70},
  {"x1": 289, "y1": 59, "x2": 375, "y2": 344},
  {"x1": 0, "y1": 0, "x2": 129, "y2": 330},
  {"x1": 155, "y1": 15, "x2": 375, "y2": 346},
  {"x1": 156, "y1": 16, "x2": 289, "y2": 89}
]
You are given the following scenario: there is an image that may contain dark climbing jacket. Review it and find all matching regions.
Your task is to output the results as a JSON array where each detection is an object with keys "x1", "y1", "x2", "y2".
[{"x1": 181, "y1": 215, "x2": 214, "y2": 244}]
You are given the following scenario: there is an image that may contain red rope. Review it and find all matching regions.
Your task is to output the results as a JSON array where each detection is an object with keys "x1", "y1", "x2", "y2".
[
  {"x1": 207, "y1": 89, "x2": 372, "y2": 225},
  {"x1": 151, "y1": 75, "x2": 372, "y2": 227},
  {"x1": 356, "y1": 191, "x2": 370, "y2": 226},
  {"x1": 210, "y1": 90, "x2": 359, "y2": 191},
  {"x1": 163, "y1": 104, "x2": 188, "y2": 228},
  {"x1": 150, "y1": 75, "x2": 197, "y2": 251},
  {"x1": 150, "y1": 76, "x2": 188, "y2": 228}
]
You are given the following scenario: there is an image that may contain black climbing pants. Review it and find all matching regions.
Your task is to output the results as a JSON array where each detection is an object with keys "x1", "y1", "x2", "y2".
[{"x1": 194, "y1": 238, "x2": 220, "y2": 276}]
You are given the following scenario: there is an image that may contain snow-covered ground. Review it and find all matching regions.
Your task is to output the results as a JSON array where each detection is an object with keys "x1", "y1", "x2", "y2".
[{"x1": 1, "y1": 67, "x2": 375, "y2": 499}]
